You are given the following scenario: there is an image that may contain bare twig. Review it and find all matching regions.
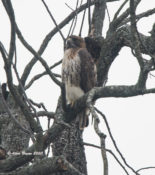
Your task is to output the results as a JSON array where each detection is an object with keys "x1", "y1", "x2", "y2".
[
  {"x1": 79, "y1": 8, "x2": 87, "y2": 36},
  {"x1": 0, "y1": 41, "x2": 8, "y2": 57},
  {"x1": 150, "y1": 72, "x2": 155, "y2": 78},
  {"x1": 67, "y1": 0, "x2": 79, "y2": 37},
  {"x1": 106, "y1": 4, "x2": 111, "y2": 24},
  {"x1": 92, "y1": 108, "x2": 108, "y2": 175},
  {"x1": 41, "y1": 0, "x2": 65, "y2": 41},
  {"x1": 106, "y1": 149, "x2": 129, "y2": 175},
  {"x1": 46, "y1": 113, "x2": 51, "y2": 156},
  {"x1": 2, "y1": 0, "x2": 16, "y2": 65},
  {"x1": 0, "y1": 43, "x2": 8, "y2": 64},
  {"x1": 83, "y1": 142, "x2": 101, "y2": 149},
  {"x1": 88, "y1": 0, "x2": 91, "y2": 34},
  {"x1": 29, "y1": 99, "x2": 43, "y2": 109},
  {"x1": 71, "y1": 0, "x2": 80, "y2": 35},
  {"x1": 95, "y1": 108, "x2": 138, "y2": 174},
  {"x1": 0, "y1": 44, "x2": 41, "y2": 134},
  {"x1": 16, "y1": 25, "x2": 62, "y2": 88},
  {"x1": 136, "y1": 166, "x2": 155, "y2": 173},
  {"x1": 29, "y1": 100, "x2": 51, "y2": 118},
  {"x1": 65, "y1": 3, "x2": 74, "y2": 11},
  {"x1": 67, "y1": 18, "x2": 75, "y2": 38},
  {"x1": 25, "y1": 72, "x2": 60, "y2": 90},
  {"x1": 86, "y1": 91, "x2": 108, "y2": 175},
  {"x1": 13, "y1": 47, "x2": 42, "y2": 130},
  {"x1": 113, "y1": 0, "x2": 129, "y2": 21},
  {"x1": 25, "y1": 60, "x2": 62, "y2": 89},
  {"x1": 83, "y1": 142, "x2": 129, "y2": 175}
]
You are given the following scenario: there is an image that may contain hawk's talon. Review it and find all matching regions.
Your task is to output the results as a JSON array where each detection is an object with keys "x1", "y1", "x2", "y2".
[{"x1": 70, "y1": 101, "x2": 75, "y2": 107}]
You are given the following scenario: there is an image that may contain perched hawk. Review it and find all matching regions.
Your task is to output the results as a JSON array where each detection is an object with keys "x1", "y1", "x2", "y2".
[{"x1": 62, "y1": 35, "x2": 97, "y2": 129}]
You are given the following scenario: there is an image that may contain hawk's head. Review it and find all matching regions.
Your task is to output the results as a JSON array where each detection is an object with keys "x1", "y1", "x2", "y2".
[{"x1": 65, "y1": 35, "x2": 86, "y2": 50}]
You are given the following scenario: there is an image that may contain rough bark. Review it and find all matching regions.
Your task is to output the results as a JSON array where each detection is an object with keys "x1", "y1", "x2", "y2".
[
  {"x1": 0, "y1": 156, "x2": 84, "y2": 175},
  {"x1": 0, "y1": 94, "x2": 30, "y2": 171},
  {"x1": 52, "y1": 122, "x2": 87, "y2": 175},
  {"x1": 0, "y1": 95, "x2": 30, "y2": 150},
  {"x1": 90, "y1": 0, "x2": 106, "y2": 37},
  {"x1": 52, "y1": 98, "x2": 87, "y2": 175}
]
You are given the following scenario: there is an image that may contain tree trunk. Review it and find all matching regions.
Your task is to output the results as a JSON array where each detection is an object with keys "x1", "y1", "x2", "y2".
[
  {"x1": 52, "y1": 120, "x2": 87, "y2": 175},
  {"x1": 0, "y1": 94, "x2": 30, "y2": 156}
]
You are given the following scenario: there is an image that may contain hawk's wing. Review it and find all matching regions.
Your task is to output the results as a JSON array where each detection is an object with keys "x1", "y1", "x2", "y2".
[{"x1": 78, "y1": 48, "x2": 97, "y2": 93}]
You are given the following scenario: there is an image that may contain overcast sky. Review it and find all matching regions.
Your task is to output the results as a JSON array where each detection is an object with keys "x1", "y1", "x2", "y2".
[{"x1": 0, "y1": 1, "x2": 155, "y2": 175}]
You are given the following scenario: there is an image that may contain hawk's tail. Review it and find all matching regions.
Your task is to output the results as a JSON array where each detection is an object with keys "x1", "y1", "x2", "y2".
[{"x1": 77, "y1": 108, "x2": 90, "y2": 130}]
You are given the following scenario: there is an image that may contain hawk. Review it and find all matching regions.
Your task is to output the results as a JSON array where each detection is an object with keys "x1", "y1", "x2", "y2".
[{"x1": 62, "y1": 35, "x2": 97, "y2": 129}]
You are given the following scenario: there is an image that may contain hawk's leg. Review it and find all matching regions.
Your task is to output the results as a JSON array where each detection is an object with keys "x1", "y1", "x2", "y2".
[{"x1": 70, "y1": 101, "x2": 75, "y2": 107}]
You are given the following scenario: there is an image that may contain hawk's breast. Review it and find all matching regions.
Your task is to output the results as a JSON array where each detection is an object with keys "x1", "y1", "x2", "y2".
[{"x1": 62, "y1": 49, "x2": 84, "y2": 104}]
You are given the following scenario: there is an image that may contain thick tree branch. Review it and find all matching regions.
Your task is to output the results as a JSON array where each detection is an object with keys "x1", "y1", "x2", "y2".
[
  {"x1": 97, "y1": 30, "x2": 123, "y2": 86},
  {"x1": 69, "y1": 85, "x2": 155, "y2": 118},
  {"x1": 130, "y1": 0, "x2": 143, "y2": 67},
  {"x1": 130, "y1": 0, "x2": 150, "y2": 90},
  {"x1": 90, "y1": 0, "x2": 106, "y2": 37},
  {"x1": 97, "y1": 24, "x2": 155, "y2": 86},
  {"x1": 0, "y1": 156, "x2": 84, "y2": 175},
  {"x1": 35, "y1": 111, "x2": 55, "y2": 118},
  {"x1": 122, "y1": 25, "x2": 155, "y2": 55}
]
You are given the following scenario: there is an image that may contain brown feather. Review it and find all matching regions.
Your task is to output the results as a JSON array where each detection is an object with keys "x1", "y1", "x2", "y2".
[
  {"x1": 78, "y1": 48, "x2": 97, "y2": 93},
  {"x1": 62, "y1": 35, "x2": 97, "y2": 129}
]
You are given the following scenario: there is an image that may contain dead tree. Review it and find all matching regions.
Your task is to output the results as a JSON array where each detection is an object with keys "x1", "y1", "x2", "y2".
[{"x1": 0, "y1": 0, "x2": 155, "y2": 175}]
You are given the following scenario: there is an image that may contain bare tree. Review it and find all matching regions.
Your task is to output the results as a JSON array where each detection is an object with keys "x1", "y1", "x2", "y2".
[{"x1": 0, "y1": 0, "x2": 155, "y2": 175}]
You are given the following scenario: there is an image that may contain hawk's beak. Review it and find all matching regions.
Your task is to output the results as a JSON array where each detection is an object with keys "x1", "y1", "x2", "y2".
[
  {"x1": 66, "y1": 39, "x2": 72, "y2": 48},
  {"x1": 65, "y1": 39, "x2": 75, "y2": 49}
]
